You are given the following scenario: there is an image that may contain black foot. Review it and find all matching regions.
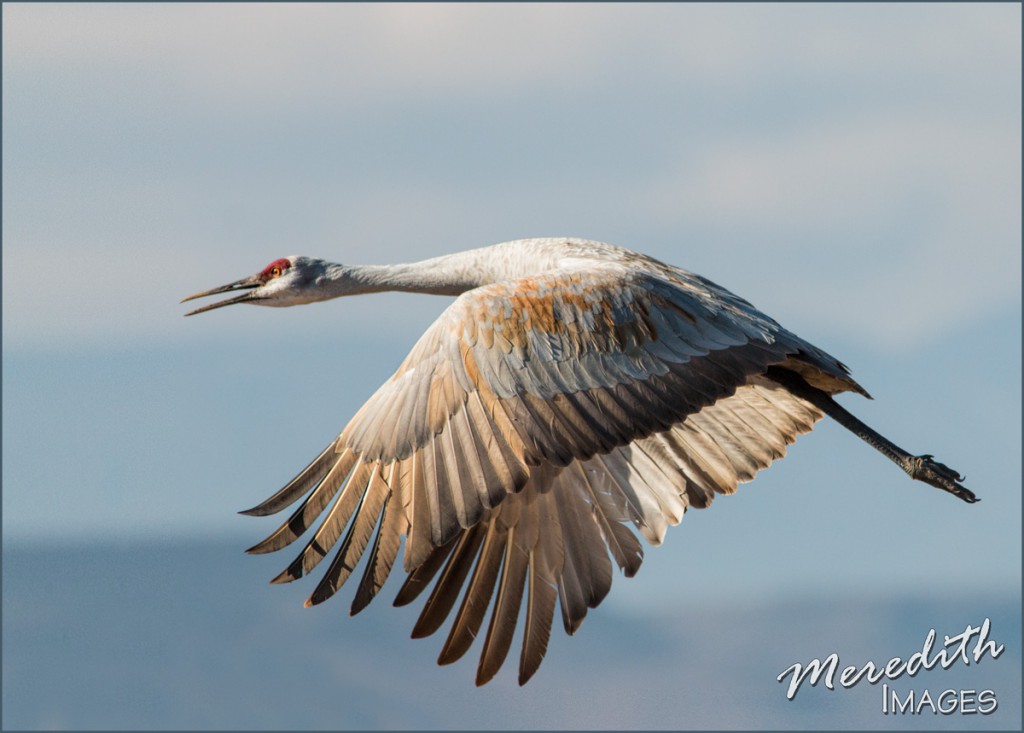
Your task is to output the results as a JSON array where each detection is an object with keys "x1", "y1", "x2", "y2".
[{"x1": 909, "y1": 454, "x2": 979, "y2": 504}]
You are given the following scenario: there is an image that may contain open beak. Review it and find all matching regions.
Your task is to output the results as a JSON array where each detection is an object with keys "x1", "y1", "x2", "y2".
[{"x1": 181, "y1": 275, "x2": 262, "y2": 316}]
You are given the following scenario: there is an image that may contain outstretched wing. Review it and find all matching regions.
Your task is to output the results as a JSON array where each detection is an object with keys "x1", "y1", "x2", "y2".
[
  {"x1": 242, "y1": 263, "x2": 860, "y2": 684},
  {"x1": 388, "y1": 375, "x2": 826, "y2": 685}
]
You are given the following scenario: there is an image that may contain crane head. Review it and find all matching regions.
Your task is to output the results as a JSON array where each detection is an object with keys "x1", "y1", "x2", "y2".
[{"x1": 181, "y1": 256, "x2": 324, "y2": 315}]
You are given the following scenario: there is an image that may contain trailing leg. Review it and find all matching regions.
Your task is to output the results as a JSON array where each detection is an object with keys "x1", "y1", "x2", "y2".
[{"x1": 765, "y1": 366, "x2": 979, "y2": 504}]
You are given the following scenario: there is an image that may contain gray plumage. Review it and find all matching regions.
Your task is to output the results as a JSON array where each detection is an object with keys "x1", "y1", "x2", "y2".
[{"x1": 182, "y1": 237, "x2": 977, "y2": 686}]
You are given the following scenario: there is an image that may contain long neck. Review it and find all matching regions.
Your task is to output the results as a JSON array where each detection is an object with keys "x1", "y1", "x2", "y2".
[
  {"x1": 321, "y1": 244, "x2": 564, "y2": 298},
  {"x1": 336, "y1": 259, "x2": 484, "y2": 296}
]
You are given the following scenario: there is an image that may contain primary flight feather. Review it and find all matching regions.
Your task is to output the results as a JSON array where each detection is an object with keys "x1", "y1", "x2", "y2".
[{"x1": 182, "y1": 237, "x2": 976, "y2": 686}]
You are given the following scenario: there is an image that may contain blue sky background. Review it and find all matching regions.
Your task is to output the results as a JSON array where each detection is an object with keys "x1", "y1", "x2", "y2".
[{"x1": 3, "y1": 3, "x2": 1021, "y2": 729}]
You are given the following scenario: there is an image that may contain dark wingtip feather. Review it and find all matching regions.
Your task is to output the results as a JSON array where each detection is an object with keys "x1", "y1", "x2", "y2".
[
  {"x1": 410, "y1": 617, "x2": 439, "y2": 639},
  {"x1": 307, "y1": 584, "x2": 335, "y2": 607},
  {"x1": 269, "y1": 557, "x2": 304, "y2": 584},
  {"x1": 394, "y1": 581, "x2": 427, "y2": 608},
  {"x1": 437, "y1": 648, "x2": 461, "y2": 666},
  {"x1": 350, "y1": 590, "x2": 372, "y2": 617},
  {"x1": 238, "y1": 440, "x2": 345, "y2": 518},
  {"x1": 393, "y1": 537, "x2": 460, "y2": 608}
]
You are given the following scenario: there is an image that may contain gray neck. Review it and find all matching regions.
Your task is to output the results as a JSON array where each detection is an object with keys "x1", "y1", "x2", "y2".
[
  {"x1": 346, "y1": 264, "x2": 478, "y2": 296},
  {"x1": 322, "y1": 251, "x2": 500, "y2": 298},
  {"x1": 314, "y1": 240, "x2": 582, "y2": 300}
]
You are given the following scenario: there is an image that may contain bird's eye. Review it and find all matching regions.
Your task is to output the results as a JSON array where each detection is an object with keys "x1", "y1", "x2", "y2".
[{"x1": 258, "y1": 259, "x2": 290, "y2": 283}]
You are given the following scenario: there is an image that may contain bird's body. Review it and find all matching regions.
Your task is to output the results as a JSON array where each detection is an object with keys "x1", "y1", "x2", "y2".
[{"x1": 183, "y1": 237, "x2": 976, "y2": 686}]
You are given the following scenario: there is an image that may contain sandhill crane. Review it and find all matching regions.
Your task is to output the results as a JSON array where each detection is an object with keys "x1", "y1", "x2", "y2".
[{"x1": 182, "y1": 237, "x2": 976, "y2": 686}]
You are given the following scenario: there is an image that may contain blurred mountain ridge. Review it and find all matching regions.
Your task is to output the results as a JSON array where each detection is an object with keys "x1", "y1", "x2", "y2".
[{"x1": 3, "y1": 538, "x2": 1020, "y2": 730}]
